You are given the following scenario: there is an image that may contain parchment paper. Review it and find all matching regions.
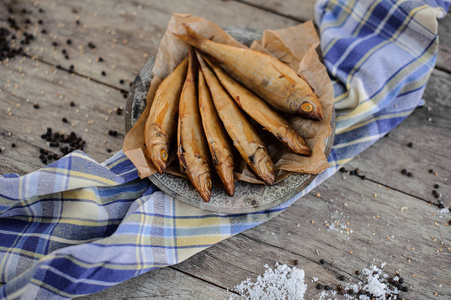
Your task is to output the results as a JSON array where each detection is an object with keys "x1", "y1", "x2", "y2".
[{"x1": 123, "y1": 13, "x2": 334, "y2": 183}]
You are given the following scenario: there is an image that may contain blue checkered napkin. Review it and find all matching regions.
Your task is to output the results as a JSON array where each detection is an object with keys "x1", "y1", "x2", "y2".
[{"x1": 0, "y1": 1, "x2": 448, "y2": 299}]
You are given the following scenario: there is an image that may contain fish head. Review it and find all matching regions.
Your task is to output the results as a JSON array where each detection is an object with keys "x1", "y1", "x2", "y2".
[
  {"x1": 288, "y1": 131, "x2": 311, "y2": 156},
  {"x1": 216, "y1": 156, "x2": 235, "y2": 196},
  {"x1": 148, "y1": 142, "x2": 170, "y2": 174},
  {"x1": 189, "y1": 166, "x2": 212, "y2": 202},
  {"x1": 290, "y1": 91, "x2": 323, "y2": 121},
  {"x1": 252, "y1": 147, "x2": 275, "y2": 185}
]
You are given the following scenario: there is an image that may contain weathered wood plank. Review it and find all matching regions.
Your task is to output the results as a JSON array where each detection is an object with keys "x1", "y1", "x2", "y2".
[
  {"x1": 94, "y1": 172, "x2": 450, "y2": 299},
  {"x1": 437, "y1": 14, "x2": 451, "y2": 72},
  {"x1": 238, "y1": 0, "x2": 451, "y2": 73},
  {"x1": 0, "y1": 0, "x2": 299, "y2": 93},
  {"x1": 77, "y1": 266, "x2": 238, "y2": 299},
  {"x1": 0, "y1": 57, "x2": 126, "y2": 174},
  {"x1": 235, "y1": 0, "x2": 316, "y2": 22},
  {"x1": 345, "y1": 69, "x2": 451, "y2": 202}
]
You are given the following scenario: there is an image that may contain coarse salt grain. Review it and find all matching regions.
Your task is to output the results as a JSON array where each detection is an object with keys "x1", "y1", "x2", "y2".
[{"x1": 232, "y1": 263, "x2": 307, "y2": 300}]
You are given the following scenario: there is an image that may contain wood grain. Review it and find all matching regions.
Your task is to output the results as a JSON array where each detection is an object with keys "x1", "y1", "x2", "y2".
[
  {"x1": 0, "y1": 57, "x2": 126, "y2": 174},
  {"x1": 1, "y1": 1, "x2": 450, "y2": 299},
  {"x1": 77, "y1": 267, "x2": 238, "y2": 299},
  {"x1": 0, "y1": 0, "x2": 299, "y2": 93}
]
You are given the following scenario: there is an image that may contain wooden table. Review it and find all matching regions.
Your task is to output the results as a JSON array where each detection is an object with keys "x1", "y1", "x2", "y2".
[{"x1": 1, "y1": 1, "x2": 450, "y2": 299}]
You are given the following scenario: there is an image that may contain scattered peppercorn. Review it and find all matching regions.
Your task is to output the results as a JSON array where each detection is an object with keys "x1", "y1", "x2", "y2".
[
  {"x1": 66, "y1": 39, "x2": 71, "y2": 45},
  {"x1": 11, "y1": 143, "x2": 16, "y2": 148},
  {"x1": 434, "y1": 193, "x2": 441, "y2": 199},
  {"x1": 319, "y1": 259, "x2": 325, "y2": 264},
  {"x1": 355, "y1": 270, "x2": 361, "y2": 275},
  {"x1": 62, "y1": 49, "x2": 67, "y2": 54},
  {"x1": 402, "y1": 286, "x2": 409, "y2": 292},
  {"x1": 401, "y1": 169, "x2": 407, "y2": 175},
  {"x1": 38, "y1": 20, "x2": 43, "y2": 24},
  {"x1": 316, "y1": 284, "x2": 324, "y2": 290},
  {"x1": 101, "y1": 71, "x2": 106, "y2": 76},
  {"x1": 62, "y1": 117, "x2": 68, "y2": 123},
  {"x1": 39, "y1": 8, "x2": 44, "y2": 13},
  {"x1": 434, "y1": 184, "x2": 439, "y2": 189},
  {"x1": 438, "y1": 203, "x2": 445, "y2": 209},
  {"x1": 70, "y1": 101, "x2": 75, "y2": 107},
  {"x1": 106, "y1": 148, "x2": 112, "y2": 153},
  {"x1": 429, "y1": 169, "x2": 434, "y2": 173},
  {"x1": 293, "y1": 259, "x2": 298, "y2": 265},
  {"x1": 432, "y1": 190, "x2": 437, "y2": 195},
  {"x1": 98, "y1": 57, "x2": 104, "y2": 62},
  {"x1": 324, "y1": 285, "x2": 331, "y2": 291},
  {"x1": 65, "y1": 54, "x2": 69, "y2": 59},
  {"x1": 108, "y1": 130, "x2": 118, "y2": 137},
  {"x1": 398, "y1": 278, "x2": 404, "y2": 284},
  {"x1": 338, "y1": 275, "x2": 346, "y2": 281},
  {"x1": 407, "y1": 172, "x2": 413, "y2": 177},
  {"x1": 42, "y1": 158, "x2": 47, "y2": 164},
  {"x1": 41, "y1": 29, "x2": 47, "y2": 34},
  {"x1": 52, "y1": 42, "x2": 58, "y2": 47},
  {"x1": 119, "y1": 79, "x2": 124, "y2": 84},
  {"x1": 116, "y1": 107, "x2": 122, "y2": 115},
  {"x1": 33, "y1": 103, "x2": 40, "y2": 109},
  {"x1": 407, "y1": 142, "x2": 413, "y2": 148}
]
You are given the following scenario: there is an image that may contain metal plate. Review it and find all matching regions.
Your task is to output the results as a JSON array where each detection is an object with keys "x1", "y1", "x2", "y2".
[{"x1": 125, "y1": 27, "x2": 335, "y2": 214}]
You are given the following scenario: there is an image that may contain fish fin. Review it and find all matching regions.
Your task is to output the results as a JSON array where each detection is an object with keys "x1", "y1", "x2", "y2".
[
  {"x1": 172, "y1": 23, "x2": 206, "y2": 48},
  {"x1": 271, "y1": 63, "x2": 297, "y2": 87},
  {"x1": 298, "y1": 74, "x2": 315, "y2": 92}
]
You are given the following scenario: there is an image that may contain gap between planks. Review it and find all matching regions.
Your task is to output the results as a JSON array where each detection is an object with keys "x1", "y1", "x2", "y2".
[
  {"x1": 231, "y1": 0, "x2": 308, "y2": 23},
  {"x1": 168, "y1": 266, "x2": 241, "y2": 296},
  {"x1": 22, "y1": 54, "x2": 129, "y2": 94}
]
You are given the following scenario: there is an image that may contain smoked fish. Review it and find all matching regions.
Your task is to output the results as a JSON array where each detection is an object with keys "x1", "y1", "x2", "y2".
[
  {"x1": 204, "y1": 56, "x2": 311, "y2": 156},
  {"x1": 197, "y1": 54, "x2": 275, "y2": 185},
  {"x1": 144, "y1": 56, "x2": 188, "y2": 174},
  {"x1": 177, "y1": 49, "x2": 212, "y2": 202},
  {"x1": 174, "y1": 24, "x2": 323, "y2": 121},
  {"x1": 197, "y1": 54, "x2": 235, "y2": 196}
]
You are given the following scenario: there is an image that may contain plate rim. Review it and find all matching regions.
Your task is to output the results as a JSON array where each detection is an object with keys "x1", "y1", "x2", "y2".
[{"x1": 125, "y1": 27, "x2": 335, "y2": 214}]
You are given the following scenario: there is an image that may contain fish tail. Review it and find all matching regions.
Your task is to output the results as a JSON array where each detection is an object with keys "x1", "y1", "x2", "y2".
[{"x1": 173, "y1": 24, "x2": 206, "y2": 48}]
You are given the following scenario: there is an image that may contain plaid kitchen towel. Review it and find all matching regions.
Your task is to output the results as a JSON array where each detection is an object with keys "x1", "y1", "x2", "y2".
[{"x1": 0, "y1": 0, "x2": 448, "y2": 298}]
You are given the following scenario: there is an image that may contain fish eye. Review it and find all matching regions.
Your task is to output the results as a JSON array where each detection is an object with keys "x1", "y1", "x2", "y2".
[
  {"x1": 265, "y1": 160, "x2": 273, "y2": 171},
  {"x1": 206, "y1": 178, "x2": 212, "y2": 190},
  {"x1": 302, "y1": 102, "x2": 313, "y2": 112},
  {"x1": 160, "y1": 149, "x2": 168, "y2": 162}
]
